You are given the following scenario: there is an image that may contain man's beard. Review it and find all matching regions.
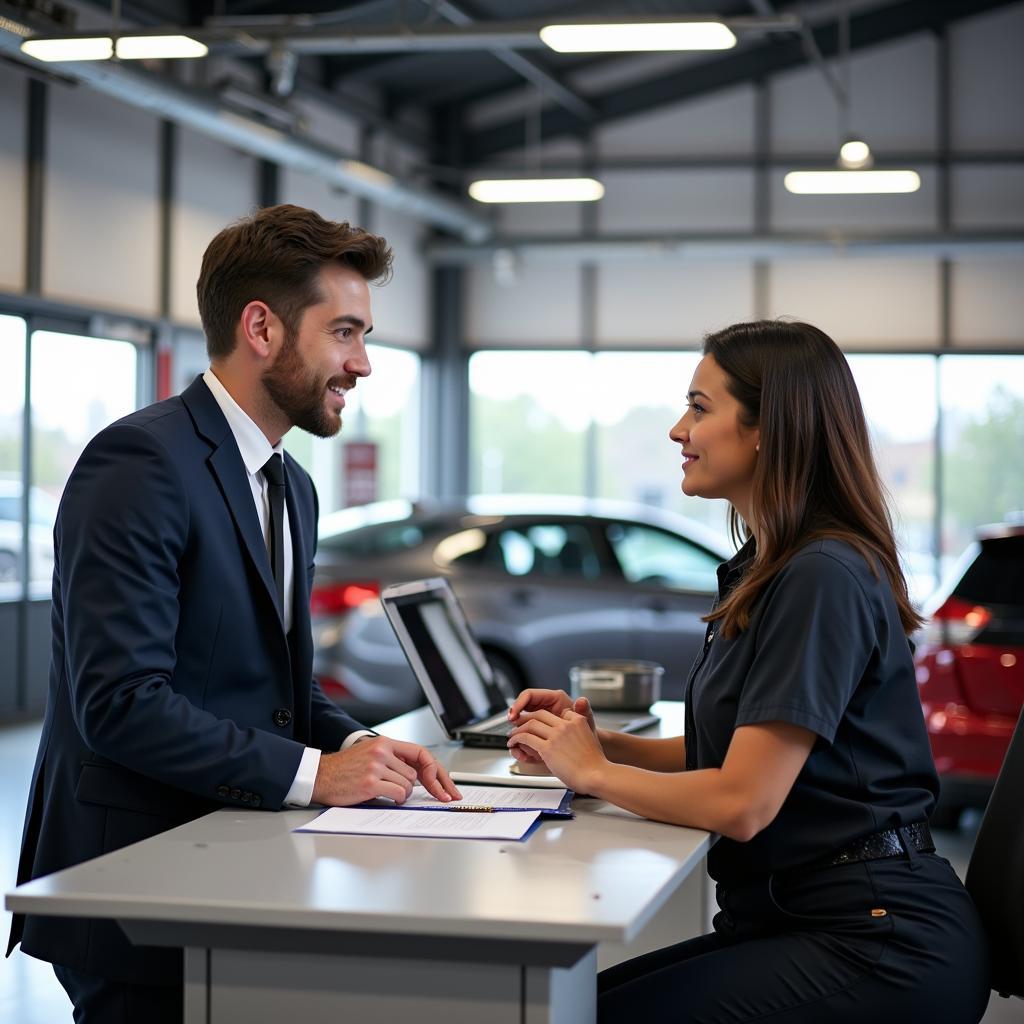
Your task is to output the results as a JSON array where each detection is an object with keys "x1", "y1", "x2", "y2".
[{"x1": 262, "y1": 331, "x2": 354, "y2": 439}]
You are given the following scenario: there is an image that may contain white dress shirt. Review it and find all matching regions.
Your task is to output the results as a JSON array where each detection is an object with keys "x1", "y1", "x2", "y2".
[{"x1": 202, "y1": 370, "x2": 372, "y2": 807}]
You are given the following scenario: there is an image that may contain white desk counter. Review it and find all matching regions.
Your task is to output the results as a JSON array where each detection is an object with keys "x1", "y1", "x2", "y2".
[{"x1": 7, "y1": 702, "x2": 711, "y2": 1023}]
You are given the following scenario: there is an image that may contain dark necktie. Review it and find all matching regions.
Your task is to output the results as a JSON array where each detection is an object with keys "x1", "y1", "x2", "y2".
[{"x1": 261, "y1": 453, "x2": 286, "y2": 614}]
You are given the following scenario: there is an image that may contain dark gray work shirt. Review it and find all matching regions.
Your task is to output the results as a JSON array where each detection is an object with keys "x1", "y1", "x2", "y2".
[{"x1": 684, "y1": 537, "x2": 939, "y2": 884}]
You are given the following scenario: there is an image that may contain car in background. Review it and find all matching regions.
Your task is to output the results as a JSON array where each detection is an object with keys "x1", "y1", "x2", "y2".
[
  {"x1": 0, "y1": 478, "x2": 58, "y2": 588},
  {"x1": 914, "y1": 521, "x2": 1024, "y2": 827},
  {"x1": 311, "y1": 497, "x2": 732, "y2": 726}
]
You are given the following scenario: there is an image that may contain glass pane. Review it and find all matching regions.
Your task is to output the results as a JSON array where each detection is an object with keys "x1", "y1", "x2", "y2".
[
  {"x1": 284, "y1": 344, "x2": 420, "y2": 513},
  {"x1": 29, "y1": 331, "x2": 139, "y2": 594},
  {"x1": 846, "y1": 354, "x2": 938, "y2": 605},
  {"x1": 939, "y1": 354, "x2": 1024, "y2": 571},
  {"x1": 593, "y1": 352, "x2": 729, "y2": 536},
  {"x1": 469, "y1": 352, "x2": 590, "y2": 497},
  {"x1": 606, "y1": 521, "x2": 720, "y2": 592},
  {"x1": 489, "y1": 523, "x2": 601, "y2": 580},
  {"x1": 0, "y1": 315, "x2": 27, "y2": 600}
]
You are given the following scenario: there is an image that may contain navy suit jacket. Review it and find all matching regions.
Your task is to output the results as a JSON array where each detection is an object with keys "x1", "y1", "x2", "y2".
[{"x1": 9, "y1": 376, "x2": 364, "y2": 984}]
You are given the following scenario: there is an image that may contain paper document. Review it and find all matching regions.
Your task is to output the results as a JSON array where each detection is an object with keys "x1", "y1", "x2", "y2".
[
  {"x1": 401, "y1": 784, "x2": 568, "y2": 810},
  {"x1": 296, "y1": 806, "x2": 540, "y2": 841},
  {"x1": 450, "y1": 769, "x2": 566, "y2": 789}
]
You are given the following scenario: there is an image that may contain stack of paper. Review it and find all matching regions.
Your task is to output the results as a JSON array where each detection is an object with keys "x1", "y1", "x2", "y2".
[{"x1": 295, "y1": 784, "x2": 571, "y2": 841}]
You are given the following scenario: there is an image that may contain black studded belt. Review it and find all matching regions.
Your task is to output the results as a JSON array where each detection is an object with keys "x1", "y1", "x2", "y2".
[{"x1": 812, "y1": 821, "x2": 935, "y2": 870}]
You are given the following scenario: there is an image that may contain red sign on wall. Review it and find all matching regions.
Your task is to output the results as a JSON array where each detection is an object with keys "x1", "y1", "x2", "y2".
[{"x1": 343, "y1": 441, "x2": 378, "y2": 506}]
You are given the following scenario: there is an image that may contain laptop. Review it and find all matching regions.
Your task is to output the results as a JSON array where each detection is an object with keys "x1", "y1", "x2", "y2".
[{"x1": 380, "y1": 577, "x2": 659, "y2": 748}]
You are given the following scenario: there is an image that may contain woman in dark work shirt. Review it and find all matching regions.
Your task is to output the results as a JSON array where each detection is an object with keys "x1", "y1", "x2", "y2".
[{"x1": 507, "y1": 320, "x2": 991, "y2": 1024}]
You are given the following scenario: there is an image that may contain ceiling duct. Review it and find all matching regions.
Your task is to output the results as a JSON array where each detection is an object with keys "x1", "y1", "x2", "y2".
[{"x1": 0, "y1": 25, "x2": 491, "y2": 242}]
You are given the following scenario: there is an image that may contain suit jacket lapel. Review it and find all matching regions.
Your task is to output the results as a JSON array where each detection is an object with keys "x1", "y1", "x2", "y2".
[
  {"x1": 284, "y1": 457, "x2": 312, "y2": 648},
  {"x1": 181, "y1": 377, "x2": 283, "y2": 630}
]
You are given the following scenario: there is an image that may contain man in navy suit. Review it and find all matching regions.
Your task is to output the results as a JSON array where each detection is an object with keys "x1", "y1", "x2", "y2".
[{"x1": 9, "y1": 204, "x2": 460, "y2": 1022}]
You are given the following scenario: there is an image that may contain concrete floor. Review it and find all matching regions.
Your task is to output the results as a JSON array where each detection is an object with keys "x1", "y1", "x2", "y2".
[{"x1": 2, "y1": 720, "x2": 1021, "y2": 1023}]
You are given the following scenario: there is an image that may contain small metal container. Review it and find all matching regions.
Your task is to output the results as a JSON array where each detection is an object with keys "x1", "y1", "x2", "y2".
[{"x1": 569, "y1": 660, "x2": 664, "y2": 711}]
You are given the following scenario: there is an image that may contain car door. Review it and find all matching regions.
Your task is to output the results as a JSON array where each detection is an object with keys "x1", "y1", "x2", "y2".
[
  {"x1": 601, "y1": 520, "x2": 722, "y2": 700},
  {"x1": 453, "y1": 518, "x2": 640, "y2": 689}
]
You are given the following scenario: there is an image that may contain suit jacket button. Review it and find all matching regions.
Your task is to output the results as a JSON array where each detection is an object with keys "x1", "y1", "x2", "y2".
[
  {"x1": 273, "y1": 708, "x2": 292, "y2": 728},
  {"x1": 230, "y1": 787, "x2": 241, "y2": 801},
  {"x1": 216, "y1": 785, "x2": 229, "y2": 799},
  {"x1": 251, "y1": 794, "x2": 262, "y2": 808}
]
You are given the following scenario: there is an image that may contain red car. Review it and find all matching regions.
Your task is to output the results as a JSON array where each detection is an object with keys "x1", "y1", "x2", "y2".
[{"x1": 914, "y1": 522, "x2": 1024, "y2": 827}]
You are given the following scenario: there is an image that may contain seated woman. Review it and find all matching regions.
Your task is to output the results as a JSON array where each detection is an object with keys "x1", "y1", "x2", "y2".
[{"x1": 507, "y1": 320, "x2": 991, "y2": 1024}]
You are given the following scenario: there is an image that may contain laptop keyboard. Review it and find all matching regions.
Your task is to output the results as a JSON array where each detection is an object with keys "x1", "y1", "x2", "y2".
[{"x1": 477, "y1": 721, "x2": 516, "y2": 737}]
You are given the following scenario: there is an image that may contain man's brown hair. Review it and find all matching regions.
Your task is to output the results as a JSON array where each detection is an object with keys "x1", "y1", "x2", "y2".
[{"x1": 197, "y1": 204, "x2": 392, "y2": 359}]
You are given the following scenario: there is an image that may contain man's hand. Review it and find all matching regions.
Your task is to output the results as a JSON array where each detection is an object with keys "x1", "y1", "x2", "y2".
[{"x1": 311, "y1": 736, "x2": 461, "y2": 806}]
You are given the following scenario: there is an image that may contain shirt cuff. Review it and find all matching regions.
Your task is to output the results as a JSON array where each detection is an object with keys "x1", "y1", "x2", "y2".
[
  {"x1": 283, "y1": 746, "x2": 321, "y2": 808},
  {"x1": 341, "y1": 730, "x2": 379, "y2": 749}
]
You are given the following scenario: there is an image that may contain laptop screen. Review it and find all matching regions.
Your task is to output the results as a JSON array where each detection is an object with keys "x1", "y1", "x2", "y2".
[{"x1": 383, "y1": 580, "x2": 507, "y2": 732}]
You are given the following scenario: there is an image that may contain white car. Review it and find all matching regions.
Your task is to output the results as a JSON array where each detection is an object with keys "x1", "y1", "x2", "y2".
[{"x1": 0, "y1": 479, "x2": 58, "y2": 587}]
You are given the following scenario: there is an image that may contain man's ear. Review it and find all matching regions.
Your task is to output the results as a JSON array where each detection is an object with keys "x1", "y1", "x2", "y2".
[{"x1": 238, "y1": 301, "x2": 274, "y2": 359}]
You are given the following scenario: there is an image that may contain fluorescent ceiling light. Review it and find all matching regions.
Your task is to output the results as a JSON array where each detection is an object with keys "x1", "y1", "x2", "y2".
[
  {"x1": 469, "y1": 178, "x2": 605, "y2": 203},
  {"x1": 21, "y1": 37, "x2": 114, "y2": 61},
  {"x1": 540, "y1": 22, "x2": 736, "y2": 53},
  {"x1": 115, "y1": 35, "x2": 208, "y2": 59},
  {"x1": 784, "y1": 170, "x2": 921, "y2": 195}
]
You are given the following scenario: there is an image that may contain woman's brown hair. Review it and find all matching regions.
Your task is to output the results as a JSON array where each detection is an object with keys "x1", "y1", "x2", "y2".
[{"x1": 703, "y1": 319, "x2": 923, "y2": 638}]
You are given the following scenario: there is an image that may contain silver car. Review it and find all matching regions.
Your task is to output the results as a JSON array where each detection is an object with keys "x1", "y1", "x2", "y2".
[{"x1": 311, "y1": 496, "x2": 732, "y2": 726}]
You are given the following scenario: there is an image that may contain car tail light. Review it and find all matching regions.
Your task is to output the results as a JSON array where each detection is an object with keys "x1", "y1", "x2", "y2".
[
  {"x1": 310, "y1": 581, "x2": 380, "y2": 616},
  {"x1": 318, "y1": 674, "x2": 353, "y2": 699},
  {"x1": 922, "y1": 596, "x2": 992, "y2": 647}
]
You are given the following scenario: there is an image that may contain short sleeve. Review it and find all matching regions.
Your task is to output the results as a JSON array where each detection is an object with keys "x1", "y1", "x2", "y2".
[{"x1": 734, "y1": 548, "x2": 877, "y2": 745}]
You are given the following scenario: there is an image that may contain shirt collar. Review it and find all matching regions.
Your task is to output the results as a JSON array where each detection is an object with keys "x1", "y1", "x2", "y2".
[
  {"x1": 202, "y1": 368, "x2": 283, "y2": 477},
  {"x1": 717, "y1": 535, "x2": 756, "y2": 598}
]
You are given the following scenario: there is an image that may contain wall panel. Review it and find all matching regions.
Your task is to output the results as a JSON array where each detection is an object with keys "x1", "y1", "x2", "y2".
[
  {"x1": 768, "y1": 260, "x2": 940, "y2": 348},
  {"x1": 0, "y1": 65, "x2": 25, "y2": 293},
  {"x1": 170, "y1": 129, "x2": 256, "y2": 326},
  {"x1": 951, "y1": 166, "x2": 1024, "y2": 228},
  {"x1": 951, "y1": 260, "x2": 1024, "y2": 348},
  {"x1": 598, "y1": 170, "x2": 755, "y2": 233},
  {"x1": 371, "y1": 206, "x2": 428, "y2": 350},
  {"x1": 596, "y1": 260, "x2": 755, "y2": 348},
  {"x1": 43, "y1": 85, "x2": 160, "y2": 315},
  {"x1": 951, "y1": 4, "x2": 1024, "y2": 151},
  {"x1": 770, "y1": 34, "x2": 937, "y2": 155},
  {"x1": 466, "y1": 263, "x2": 582, "y2": 347},
  {"x1": 597, "y1": 85, "x2": 756, "y2": 158}
]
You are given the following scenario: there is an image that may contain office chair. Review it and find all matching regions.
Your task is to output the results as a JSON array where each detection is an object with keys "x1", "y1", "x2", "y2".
[{"x1": 964, "y1": 706, "x2": 1024, "y2": 999}]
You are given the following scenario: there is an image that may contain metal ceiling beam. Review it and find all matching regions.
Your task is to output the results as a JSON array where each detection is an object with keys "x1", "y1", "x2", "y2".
[
  {"x1": 460, "y1": 150, "x2": 1024, "y2": 173},
  {"x1": 428, "y1": 231, "x2": 1024, "y2": 265},
  {"x1": 463, "y1": 0, "x2": 1019, "y2": 162},
  {"x1": 426, "y1": 0, "x2": 597, "y2": 122},
  {"x1": 24, "y1": 14, "x2": 801, "y2": 56}
]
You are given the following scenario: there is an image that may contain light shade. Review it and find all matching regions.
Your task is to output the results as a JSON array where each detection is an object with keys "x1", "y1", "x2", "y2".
[
  {"x1": 784, "y1": 170, "x2": 921, "y2": 195},
  {"x1": 838, "y1": 139, "x2": 872, "y2": 169},
  {"x1": 540, "y1": 21, "x2": 736, "y2": 52},
  {"x1": 21, "y1": 37, "x2": 113, "y2": 61},
  {"x1": 115, "y1": 35, "x2": 208, "y2": 59},
  {"x1": 469, "y1": 178, "x2": 605, "y2": 203}
]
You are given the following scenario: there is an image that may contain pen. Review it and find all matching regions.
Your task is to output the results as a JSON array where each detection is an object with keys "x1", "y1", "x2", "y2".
[{"x1": 445, "y1": 805, "x2": 494, "y2": 813}]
